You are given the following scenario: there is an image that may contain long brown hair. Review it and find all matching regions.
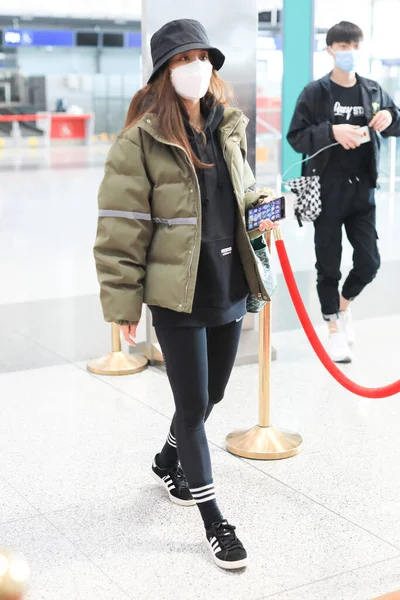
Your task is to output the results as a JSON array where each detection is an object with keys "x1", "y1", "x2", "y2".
[{"x1": 124, "y1": 66, "x2": 232, "y2": 169}]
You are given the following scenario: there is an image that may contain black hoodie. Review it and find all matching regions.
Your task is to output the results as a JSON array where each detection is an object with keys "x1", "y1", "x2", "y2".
[{"x1": 150, "y1": 101, "x2": 249, "y2": 327}]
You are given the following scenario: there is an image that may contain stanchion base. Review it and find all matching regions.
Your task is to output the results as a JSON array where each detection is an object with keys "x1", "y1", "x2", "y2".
[
  {"x1": 87, "y1": 351, "x2": 148, "y2": 376},
  {"x1": 226, "y1": 425, "x2": 304, "y2": 460}
]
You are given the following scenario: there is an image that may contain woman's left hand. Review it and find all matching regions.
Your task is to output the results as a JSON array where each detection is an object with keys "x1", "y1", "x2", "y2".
[
  {"x1": 259, "y1": 219, "x2": 279, "y2": 232},
  {"x1": 258, "y1": 196, "x2": 280, "y2": 232}
]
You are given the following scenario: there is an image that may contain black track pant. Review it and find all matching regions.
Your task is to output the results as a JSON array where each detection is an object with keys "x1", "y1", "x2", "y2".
[
  {"x1": 155, "y1": 320, "x2": 242, "y2": 490},
  {"x1": 314, "y1": 170, "x2": 381, "y2": 320}
]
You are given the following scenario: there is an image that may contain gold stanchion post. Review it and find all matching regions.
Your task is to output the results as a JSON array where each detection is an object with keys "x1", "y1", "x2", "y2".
[
  {"x1": 87, "y1": 323, "x2": 148, "y2": 376},
  {"x1": 0, "y1": 549, "x2": 30, "y2": 600},
  {"x1": 226, "y1": 229, "x2": 304, "y2": 459}
]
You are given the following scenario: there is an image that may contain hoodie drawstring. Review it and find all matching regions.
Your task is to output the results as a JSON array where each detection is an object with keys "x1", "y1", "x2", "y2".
[
  {"x1": 208, "y1": 131, "x2": 223, "y2": 190},
  {"x1": 348, "y1": 173, "x2": 361, "y2": 185}
]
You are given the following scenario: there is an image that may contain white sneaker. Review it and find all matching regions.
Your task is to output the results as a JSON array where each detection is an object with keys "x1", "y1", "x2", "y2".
[
  {"x1": 327, "y1": 330, "x2": 353, "y2": 363},
  {"x1": 339, "y1": 308, "x2": 355, "y2": 346}
]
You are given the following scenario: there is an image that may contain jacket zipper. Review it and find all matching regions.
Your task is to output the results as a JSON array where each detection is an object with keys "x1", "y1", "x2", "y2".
[
  {"x1": 359, "y1": 82, "x2": 378, "y2": 183},
  {"x1": 224, "y1": 120, "x2": 264, "y2": 298},
  {"x1": 182, "y1": 152, "x2": 200, "y2": 308},
  {"x1": 138, "y1": 123, "x2": 201, "y2": 309}
]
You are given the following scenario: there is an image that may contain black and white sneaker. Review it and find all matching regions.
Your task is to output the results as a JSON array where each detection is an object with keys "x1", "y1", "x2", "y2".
[
  {"x1": 151, "y1": 455, "x2": 196, "y2": 507},
  {"x1": 206, "y1": 520, "x2": 248, "y2": 570}
]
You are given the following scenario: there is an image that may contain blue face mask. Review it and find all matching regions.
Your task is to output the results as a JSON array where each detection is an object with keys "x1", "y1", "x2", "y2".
[{"x1": 335, "y1": 50, "x2": 359, "y2": 73}]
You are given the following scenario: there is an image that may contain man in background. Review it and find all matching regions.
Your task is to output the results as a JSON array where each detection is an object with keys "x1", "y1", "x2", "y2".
[{"x1": 287, "y1": 21, "x2": 400, "y2": 362}]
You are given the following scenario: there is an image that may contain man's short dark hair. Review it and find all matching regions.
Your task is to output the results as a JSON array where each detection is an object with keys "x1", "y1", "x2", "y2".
[{"x1": 326, "y1": 21, "x2": 364, "y2": 47}]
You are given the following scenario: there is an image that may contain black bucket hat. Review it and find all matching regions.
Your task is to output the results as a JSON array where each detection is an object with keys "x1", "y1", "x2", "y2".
[{"x1": 148, "y1": 19, "x2": 225, "y2": 83}]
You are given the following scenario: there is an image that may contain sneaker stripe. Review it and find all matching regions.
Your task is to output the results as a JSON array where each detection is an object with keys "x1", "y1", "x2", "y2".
[
  {"x1": 206, "y1": 522, "x2": 248, "y2": 568},
  {"x1": 190, "y1": 483, "x2": 214, "y2": 493},
  {"x1": 152, "y1": 460, "x2": 195, "y2": 506}
]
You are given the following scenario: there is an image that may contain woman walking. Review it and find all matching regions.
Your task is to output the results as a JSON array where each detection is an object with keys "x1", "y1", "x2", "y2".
[{"x1": 94, "y1": 19, "x2": 276, "y2": 570}]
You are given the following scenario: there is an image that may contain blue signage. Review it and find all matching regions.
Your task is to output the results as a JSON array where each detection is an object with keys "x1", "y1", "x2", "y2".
[
  {"x1": 127, "y1": 31, "x2": 142, "y2": 48},
  {"x1": 4, "y1": 29, "x2": 74, "y2": 47},
  {"x1": 382, "y1": 59, "x2": 400, "y2": 66}
]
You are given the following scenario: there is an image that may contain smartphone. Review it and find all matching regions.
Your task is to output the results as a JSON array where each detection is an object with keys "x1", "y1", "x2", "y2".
[{"x1": 246, "y1": 196, "x2": 286, "y2": 231}]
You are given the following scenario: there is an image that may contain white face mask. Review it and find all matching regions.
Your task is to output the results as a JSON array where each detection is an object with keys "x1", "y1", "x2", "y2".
[{"x1": 171, "y1": 59, "x2": 213, "y2": 100}]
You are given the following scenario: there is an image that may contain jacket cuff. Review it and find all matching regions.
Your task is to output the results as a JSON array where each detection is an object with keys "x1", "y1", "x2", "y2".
[
  {"x1": 245, "y1": 189, "x2": 275, "y2": 209},
  {"x1": 247, "y1": 228, "x2": 264, "y2": 241},
  {"x1": 116, "y1": 320, "x2": 138, "y2": 326},
  {"x1": 245, "y1": 191, "x2": 264, "y2": 208},
  {"x1": 385, "y1": 107, "x2": 399, "y2": 124}
]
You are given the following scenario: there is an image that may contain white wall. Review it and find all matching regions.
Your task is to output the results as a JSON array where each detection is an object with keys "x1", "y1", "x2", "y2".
[
  {"x1": 314, "y1": 0, "x2": 373, "y2": 41},
  {"x1": 257, "y1": 0, "x2": 282, "y2": 8},
  {"x1": 372, "y1": 0, "x2": 400, "y2": 59},
  {"x1": 0, "y1": 0, "x2": 284, "y2": 19},
  {"x1": 0, "y1": 0, "x2": 141, "y2": 19}
]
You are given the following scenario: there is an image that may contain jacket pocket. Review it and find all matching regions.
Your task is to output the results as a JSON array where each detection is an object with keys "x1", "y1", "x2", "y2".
[{"x1": 194, "y1": 237, "x2": 249, "y2": 308}]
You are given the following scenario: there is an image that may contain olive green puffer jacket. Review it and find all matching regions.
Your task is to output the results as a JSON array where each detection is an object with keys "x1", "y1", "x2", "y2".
[{"x1": 94, "y1": 106, "x2": 270, "y2": 324}]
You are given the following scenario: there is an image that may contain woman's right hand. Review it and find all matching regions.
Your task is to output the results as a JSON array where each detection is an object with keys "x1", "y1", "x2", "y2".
[{"x1": 119, "y1": 323, "x2": 139, "y2": 346}]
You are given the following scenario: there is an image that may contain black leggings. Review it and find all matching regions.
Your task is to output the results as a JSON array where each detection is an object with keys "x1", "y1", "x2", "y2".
[{"x1": 155, "y1": 319, "x2": 243, "y2": 489}]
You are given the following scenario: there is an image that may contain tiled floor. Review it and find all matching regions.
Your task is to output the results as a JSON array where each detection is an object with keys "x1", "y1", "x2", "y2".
[{"x1": 0, "y1": 148, "x2": 399, "y2": 600}]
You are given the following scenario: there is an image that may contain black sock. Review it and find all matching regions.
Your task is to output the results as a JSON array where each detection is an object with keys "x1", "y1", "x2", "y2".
[
  {"x1": 158, "y1": 403, "x2": 216, "y2": 470},
  {"x1": 189, "y1": 482, "x2": 223, "y2": 529}
]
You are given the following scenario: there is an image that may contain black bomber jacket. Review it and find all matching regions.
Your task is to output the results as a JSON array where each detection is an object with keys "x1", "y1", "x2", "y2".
[{"x1": 287, "y1": 72, "x2": 400, "y2": 186}]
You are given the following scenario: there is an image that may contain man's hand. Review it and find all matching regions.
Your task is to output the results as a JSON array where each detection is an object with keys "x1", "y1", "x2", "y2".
[
  {"x1": 369, "y1": 109, "x2": 393, "y2": 132},
  {"x1": 119, "y1": 323, "x2": 138, "y2": 346},
  {"x1": 332, "y1": 124, "x2": 364, "y2": 150}
]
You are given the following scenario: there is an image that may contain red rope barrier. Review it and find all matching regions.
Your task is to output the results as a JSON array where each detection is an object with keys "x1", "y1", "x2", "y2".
[{"x1": 275, "y1": 238, "x2": 400, "y2": 398}]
